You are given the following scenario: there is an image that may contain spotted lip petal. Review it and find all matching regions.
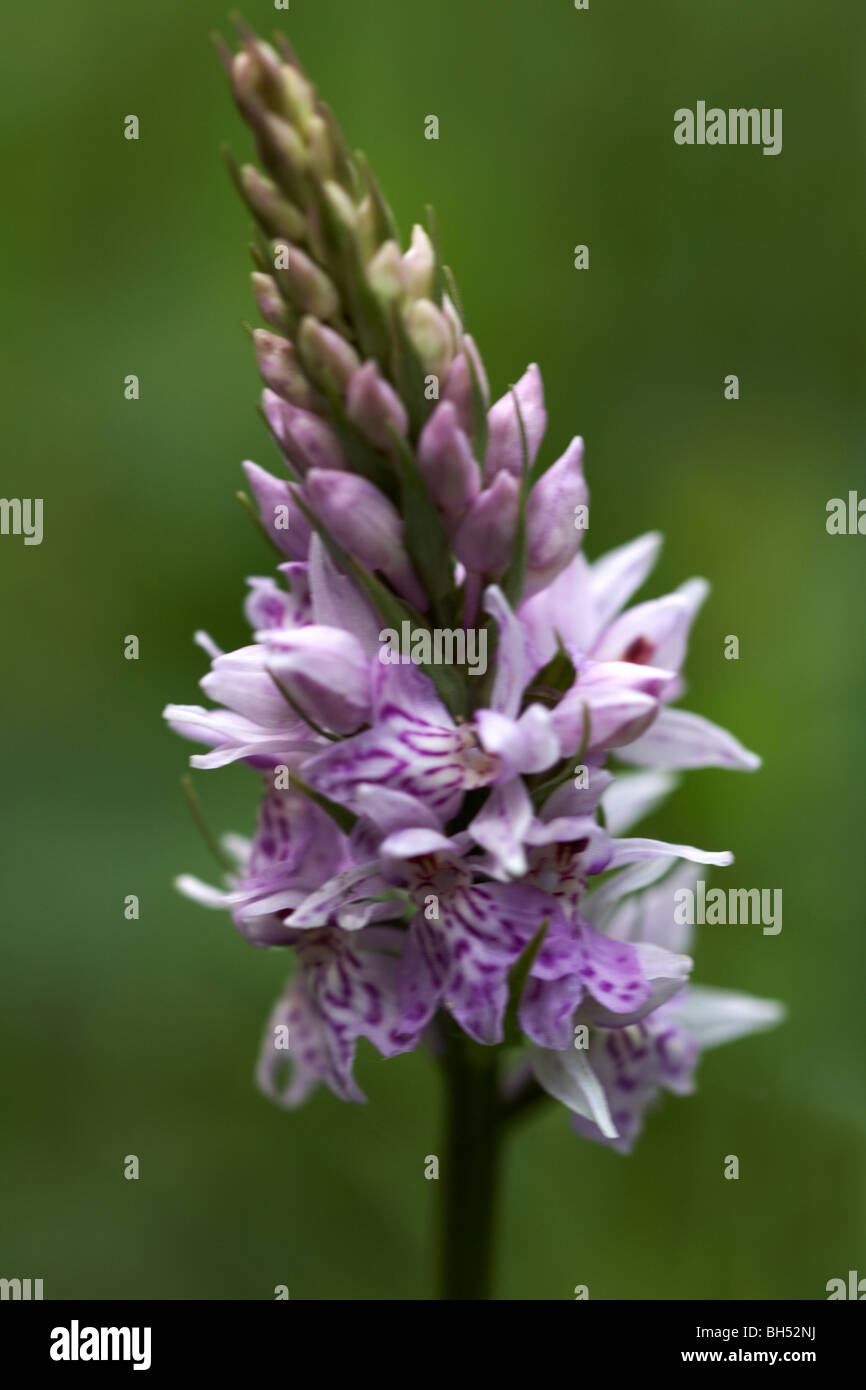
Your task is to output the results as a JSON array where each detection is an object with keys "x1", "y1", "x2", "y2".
[
  {"x1": 567, "y1": 1008, "x2": 699, "y2": 1154},
  {"x1": 302, "y1": 660, "x2": 553, "y2": 822},
  {"x1": 400, "y1": 879, "x2": 557, "y2": 1045},
  {"x1": 519, "y1": 914, "x2": 657, "y2": 1049},
  {"x1": 257, "y1": 926, "x2": 425, "y2": 1107},
  {"x1": 302, "y1": 662, "x2": 491, "y2": 819},
  {"x1": 563, "y1": 981, "x2": 784, "y2": 1154}
]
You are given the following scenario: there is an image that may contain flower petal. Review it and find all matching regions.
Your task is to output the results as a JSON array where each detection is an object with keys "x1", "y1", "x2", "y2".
[
  {"x1": 671, "y1": 985, "x2": 785, "y2": 1049},
  {"x1": 619, "y1": 707, "x2": 761, "y2": 771},
  {"x1": 529, "y1": 1044, "x2": 619, "y2": 1139}
]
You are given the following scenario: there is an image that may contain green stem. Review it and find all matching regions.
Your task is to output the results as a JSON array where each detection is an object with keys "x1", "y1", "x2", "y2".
[{"x1": 437, "y1": 1028, "x2": 504, "y2": 1300}]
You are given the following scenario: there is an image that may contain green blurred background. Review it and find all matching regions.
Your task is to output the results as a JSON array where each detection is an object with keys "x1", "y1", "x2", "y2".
[{"x1": 1, "y1": 0, "x2": 864, "y2": 1299}]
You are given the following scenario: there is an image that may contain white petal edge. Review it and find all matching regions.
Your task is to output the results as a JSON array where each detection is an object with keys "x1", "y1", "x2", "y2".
[{"x1": 529, "y1": 1043, "x2": 618, "y2": 1138}]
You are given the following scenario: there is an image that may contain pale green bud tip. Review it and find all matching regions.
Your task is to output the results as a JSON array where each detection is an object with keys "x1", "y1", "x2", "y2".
[
  {"x1": 306, "y1": 114, "x2": 336, "y2": 180},
  {"x1": 280, "y1": 63, "x2": 317, "y2": 131},
  {"x1": 263, "y1": 113, "x2": 309, "y2": 173},
  {"x1": 231, "y1": 41, "x2": 281, "y2": 102},
  {"x1": 240, "y1": 166, "x2": 305, "y2": 240},
  {"x1": 367, "y1": 240, "x2": 406, "y2": 302},
  {"x1": 324, "y1": 181, "x2": 359, "y2": 234},
  {"x1": 403, "y1": 224, "x2": 436, "y2": 300},
  {"x1": 356, "y1": 196, "x2": 381, "y2": 259},
  {"x1": 404, "y1": 299, "x2": 456, "y2": 376}
]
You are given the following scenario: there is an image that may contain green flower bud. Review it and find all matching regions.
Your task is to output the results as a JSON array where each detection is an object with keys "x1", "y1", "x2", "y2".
[
  {"x1": 306, "y1": 114, "x2": 336, "y2": 180},
  {"x1": 356, "y1": 195, "x2": 380, "y2": 259},
  {"x1": 280, "y1": 62, "x2": 317, "y2": 131},
  {"x1": 272, "y1": 242, "x2": 340, "y2": 321},
  {"x1": 241, "y1": 166, "x2": 305, "y2": 240},
  {"x1": 404, "y1": 299, "x2": 455, "y2": 376},
  {"x1": 367, "y1": 240, "x2": 406, "y2": 304},
  {"x1": 323, "y1": 180, "x2": 359, "y2": 235},
  {"x1": 261, "y1": 112, "x2": 309, "y2": 183},
  {"x1": 403, "y1": 224, "x2": 436, "y2": 301},
  {"x1": 298, "y1": 316, "x2": 360, "y2": 394},
  {"x1": 230, "y1": 51, "x2": 258, "y2": 101},
  {"x1": 232, "y1": 42, "x2": 283, "y2": 111}
]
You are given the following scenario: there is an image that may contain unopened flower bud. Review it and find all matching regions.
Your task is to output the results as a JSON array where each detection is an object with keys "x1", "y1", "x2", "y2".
[
  {"x1": 524, "y1": 437, "x2": 588, "y2": 598},
  {"x1": 274, "y1": 243, "x2": 340, "y2": 320},
  {"x1": 403, "y1": 224, "x2": 436, "y2": 300},
  {"x1": 306, "y1": 114, "x2": 336, "y2": 179},
  {"x1": 453, "y1": 470, "x2": 519, "y2": 574},
  {"x1": 356, "y1": 195, "x2": 380, "y2": 258},
  {"x1": 417, "y1": 400, "x2": 480, "y2": 529},
  {"x1": 280, "y1": 62, "x2": 317, "y2": 132},
  {"x1": 230, "y1": 51, "x2": 259, "y2": 103},
  {"x1": 443, "y1": 335, "x2": 489, "y2": 437},
  {"x1": 298, "y1": 316, "x2": 360, "y2": 393},
  {"x1": 323, "y1": 180, "x2": 359, "y2": 235},
  {"x1": 244, "y1": 40, "x2": 282, "y2": 89},
  {"x1": 240, "y1": 166, "x2": 305, "y2": 240},
  {"x1": 263, "y1": 391, "x2": 347, "y2": 474},
  {"x1": 367, "y1": 240, "x2": 406, "y2": 304},
  {"x1": 304, "y1": 469, "x2": 426, "y2": 609},
  {"x1": 404, "y1": 299, "x2": 455, "y2": 376},
  {"x1": 484, "y1": 363, "x2": 546, "y2": 483},
  {"x1": 242, "y1": 460, "x2": 311, "y2": 559},
  {"x1": 253, "y1": 330, "x2": 319, "y2": 411},
  {"x1": 346, "y1": 361, "x2": 408, "y2": 449},
  {"x1": 261, "y1": 112, "x2": 309, "y2": 181},
  {"x1": 251, "y1": 273, "x2": 293, "y2": 333}
]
